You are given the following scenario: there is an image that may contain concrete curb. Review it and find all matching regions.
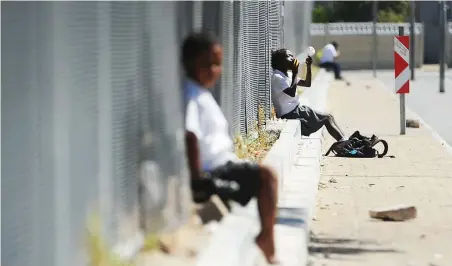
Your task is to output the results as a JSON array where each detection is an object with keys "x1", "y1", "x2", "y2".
[
  {"x1": 262, "y1": 69, "x2": 330, "y2": 195},
  {"x1": 196, "y1": 69, "x2": 332, "y2": 266},
  {"x1": 196, "y1": 202, "x2": 261, "y2": 266},
  {"x1": 264, "y1": 69, "x2": 333, "y2": 266},
  {"x1": 297, "y1": 69, "x2": 333, "y2": 223},
  {"x1": 262, "y1": 120, "x2": 301, "y2": 196}
]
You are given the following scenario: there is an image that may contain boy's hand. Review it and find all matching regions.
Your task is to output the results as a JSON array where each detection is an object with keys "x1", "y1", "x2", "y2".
[
  {"x1": 292, "y1": 59, "x2": 300, "y2": 74},
  {"x1": 293, "y1": 59, "x2": 300, "y2": 69},
  {"x1": 305, "y1": 56, "x2": 313, "y2": 66}
]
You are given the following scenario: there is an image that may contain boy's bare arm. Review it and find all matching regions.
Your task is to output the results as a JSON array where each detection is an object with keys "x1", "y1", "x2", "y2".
[
  {"x1": 185, "y1": 131, "x2": 202, "y2": 180},
  {"x1": 282, "y1": 80, "x2": 298, "y2": 97},
  {"x1": 297, "y1": 64, "x2": 311, "y2": 87}
]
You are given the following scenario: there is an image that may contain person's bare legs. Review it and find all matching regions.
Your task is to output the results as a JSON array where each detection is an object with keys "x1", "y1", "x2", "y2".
[
  {"x1": 255, "y1": 165, "x2": 279, "y2": 264},
  {"x1": 324, "y1": 114, "x2": 346, "y2": 141}
]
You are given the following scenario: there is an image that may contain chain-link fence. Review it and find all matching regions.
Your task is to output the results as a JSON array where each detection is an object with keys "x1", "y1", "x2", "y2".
[
  {"x1": 199, "y1": 1, "x2": 312, "y2": 137},
  {"x1": 1, "y1": 2, "x2": 312, "y2": 265}
]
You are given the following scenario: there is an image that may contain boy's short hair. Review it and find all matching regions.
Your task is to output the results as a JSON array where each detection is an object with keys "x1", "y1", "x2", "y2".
[
  {"x1": 271, "y1": 48, "x2": 287, "y2": 70},
  {"x1": 182, "y1": 32, "x2": 219, "y2": 71},
  {"x1": 331, "y1": 41, "x2": 339, "y2": 49}
]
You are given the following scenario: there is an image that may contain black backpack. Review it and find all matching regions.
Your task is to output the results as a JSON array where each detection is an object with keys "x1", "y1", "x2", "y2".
[{"x1": 325, "y1": 131, "x2": 389, "y2": 158}]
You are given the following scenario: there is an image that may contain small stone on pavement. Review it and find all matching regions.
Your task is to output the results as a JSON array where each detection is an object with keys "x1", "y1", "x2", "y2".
[
  {"x1": 406, "y1": 119, "x2": 420, "y2": 128},
  {"x1": 369, "y1": 205, "x2": 417, "y2": 221}
]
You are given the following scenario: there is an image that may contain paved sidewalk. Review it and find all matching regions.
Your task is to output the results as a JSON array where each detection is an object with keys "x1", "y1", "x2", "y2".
[
  {"x1": 351, "y1": 69, "x2": 452, "y2": 146},
  {"x1": 309, "y1": 75, "x2": 452, "y2": 266}
]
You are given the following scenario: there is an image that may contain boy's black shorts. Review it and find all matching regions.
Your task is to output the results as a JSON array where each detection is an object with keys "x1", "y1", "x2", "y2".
[
  {"x1": 281, "y1": 105, "x2": 329, "y2": 136},
  {"x1": 208, "y1": 161, "x2": 261, "y2": 206}
]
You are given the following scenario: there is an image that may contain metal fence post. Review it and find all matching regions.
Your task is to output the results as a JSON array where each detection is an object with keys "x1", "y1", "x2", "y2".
[
  {"x1": 398, "y1": 26, "x2": 406, "y2": 135},
  {"x1": 410, "y1": 1, "x2": 416, "y2": 80},
  {"x1": 440, "y1": 0, "x2": 447, "y2": 93},
  {"x1": 372, "y1": 1, "x2": 378, "y2": 78}
]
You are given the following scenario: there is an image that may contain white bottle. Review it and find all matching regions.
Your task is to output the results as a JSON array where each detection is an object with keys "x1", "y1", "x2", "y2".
[{"x1": 306, "y1": 46, "x2": 316, "y2": 57}]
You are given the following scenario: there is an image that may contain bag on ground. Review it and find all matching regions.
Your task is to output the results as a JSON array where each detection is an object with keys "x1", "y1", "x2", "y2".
[{"x1": 325, "y1": 131, "x2": 388, "y2": 158}]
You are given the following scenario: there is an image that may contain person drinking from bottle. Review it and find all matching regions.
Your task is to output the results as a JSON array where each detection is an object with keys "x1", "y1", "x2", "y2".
[
  {"x1": 182, "y1": 32, "x2": 280, "y2": 264},
  {"x1": 271, "y1": 48, "x2": 348, "y2": 142}
]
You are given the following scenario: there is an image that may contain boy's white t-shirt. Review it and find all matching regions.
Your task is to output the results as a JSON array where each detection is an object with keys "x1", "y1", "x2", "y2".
[
  {"x1": 183, "y1": 79, "x2": 237, "y2": 172},
  {"x1": 271, "y1": 69, "x2": 301, "y2": 117},
  {"x1": 320, "y1": 43, "x2": 338, "y2": 64}
]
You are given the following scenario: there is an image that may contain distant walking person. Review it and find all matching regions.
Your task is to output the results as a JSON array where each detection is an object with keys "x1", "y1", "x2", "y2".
[{"x1": 319, "y1": 41, "x2": 343, "y2": 80}]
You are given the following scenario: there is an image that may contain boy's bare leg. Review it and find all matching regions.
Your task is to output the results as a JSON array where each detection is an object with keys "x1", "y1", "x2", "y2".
[
  {"x1": 255, "y1": 165, "x2": 279, "y2": 264},
  {"x1": 325, "y1": 114, "x2": 346, "y2": 141}
]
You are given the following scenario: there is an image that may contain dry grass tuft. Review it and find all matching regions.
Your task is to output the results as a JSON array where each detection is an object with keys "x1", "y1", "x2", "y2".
[
  {"x1": 86, "y1": 213, "x2": 135, "y2": 266},
  {"x1": 234, "y1": 105, "x2": 280, "y2": 162}
]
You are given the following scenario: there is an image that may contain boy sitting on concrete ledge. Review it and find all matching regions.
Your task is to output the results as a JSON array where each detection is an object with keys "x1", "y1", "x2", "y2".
[
  {"x1": 271, "y1": 48, "x2": 348, "y2": 143},
  {"x1": 182, "y1": 32, "x2": 280, "y2": 264}
]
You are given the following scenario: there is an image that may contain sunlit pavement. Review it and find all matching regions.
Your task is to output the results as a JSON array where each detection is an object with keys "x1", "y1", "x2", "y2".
[
  {"x1": 309, "y1": 75, "x2": 452, "y2": 266},
  {"x1": 343, "y1": 69, "x2": 452, "y2": 146}
]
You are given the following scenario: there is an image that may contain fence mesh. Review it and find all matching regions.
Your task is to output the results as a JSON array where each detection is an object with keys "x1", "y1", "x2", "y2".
[
  {"x1": 200, "y1": 0, "x2": 289, "y2": 137},
  {"x1": 284, "y1": 1, "x2": 313, "y2": 57},
  {"x1": 1, "y1": 1, "x2": 311, "y2": 265}
]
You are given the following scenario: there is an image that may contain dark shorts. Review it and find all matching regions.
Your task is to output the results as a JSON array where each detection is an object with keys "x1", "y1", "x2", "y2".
[
  {"x1": 208, "y1": 161, "x2": 261, "y2": 206},
  {"x1": 281, "y1": 105, "x2": 330, "y2": 136}
]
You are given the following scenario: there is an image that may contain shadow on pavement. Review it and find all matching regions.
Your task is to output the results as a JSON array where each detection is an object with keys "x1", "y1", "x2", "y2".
[
  {"x1": 276, "y1": 207, "x2": 308, "y2": 228},
  {"x1": 309, "y1": 235, "x2": 400, "y2": 256},
  {"x1": 311, "y1": 236, "x2": 378, "y2": 246}
]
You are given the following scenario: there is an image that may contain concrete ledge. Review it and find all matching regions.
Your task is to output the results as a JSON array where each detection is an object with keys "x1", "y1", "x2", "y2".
[
  {"x1": 262, "y1": 120, "x2": 301, "y2": 195},
  {"x1": 273, "y1": 69, "x2": 332, "y2": 266},
  {"x1": 195, "y1": 69, "x2": 332, "y2": 266},
  {"x1": 195, "y1": 206, "x2": 261, "y2": 266},
  {"x1": 195, "y1": 199, "x2": 266, "y2": 266}
]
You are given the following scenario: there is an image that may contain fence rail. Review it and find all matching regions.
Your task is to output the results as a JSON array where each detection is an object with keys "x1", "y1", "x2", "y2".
[
  {"x1": 311, "y1": 22, "x2": 452, "y2": 67},
  {"x1": 1, "y1": 2, "x2": 311, "y2": 266},
  {"x1": 311, "y1": 22, "x2": 424, "y2": 35}
]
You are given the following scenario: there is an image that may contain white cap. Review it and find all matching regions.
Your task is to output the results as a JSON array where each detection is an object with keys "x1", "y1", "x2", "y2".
[{"x1": 306, "y1": 46, "x2": 316, "y2": 57}]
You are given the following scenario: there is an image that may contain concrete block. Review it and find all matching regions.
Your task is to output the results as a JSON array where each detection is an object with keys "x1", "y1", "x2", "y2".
[
  {"x1": 369, "y1": 205, "x2": 417, "y2": 222},
  {"x1": 406, "y1": 119, "x2": 420, "y2": 128},
  {"x1": 195, "y1": 195, "x2": 230, "y2": 224}
]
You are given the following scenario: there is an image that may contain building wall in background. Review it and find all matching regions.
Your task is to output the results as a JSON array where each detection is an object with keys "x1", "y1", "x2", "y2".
[{"x1": 311, "y1": 23, "x2": 424, "y2": 70}]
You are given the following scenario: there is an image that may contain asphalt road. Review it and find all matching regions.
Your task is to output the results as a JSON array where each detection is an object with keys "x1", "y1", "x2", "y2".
[{"x1": 343, "y1": 69, "x2": 452, "y2": 147}]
